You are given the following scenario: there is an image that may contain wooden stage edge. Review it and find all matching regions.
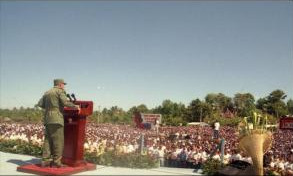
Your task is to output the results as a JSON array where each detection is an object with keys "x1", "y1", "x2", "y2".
[{"x1": 17, "y1": 162, "x2": 96, "y2": 175}]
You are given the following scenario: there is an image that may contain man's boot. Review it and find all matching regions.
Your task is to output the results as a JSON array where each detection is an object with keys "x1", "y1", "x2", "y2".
[
  {"x1": 41, "y1": 158, "x2": 52, "y2": 168},
  {"x1": 52, "y1": 157, "x2": 66, "y2": 168}
]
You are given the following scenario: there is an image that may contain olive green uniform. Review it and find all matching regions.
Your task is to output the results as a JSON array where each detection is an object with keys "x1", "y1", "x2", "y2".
[{"x1": 37, "y1": 86, "x2": 76, "y2": 165}]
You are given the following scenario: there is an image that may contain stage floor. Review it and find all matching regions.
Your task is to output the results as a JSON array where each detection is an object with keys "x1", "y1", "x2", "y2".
[{"x1": 0, "y1": 152, "x2": 201, "y2": 175}]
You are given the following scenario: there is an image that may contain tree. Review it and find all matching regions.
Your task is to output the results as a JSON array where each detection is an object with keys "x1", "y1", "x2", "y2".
[
  {"x1": 205, "y1": 93, "x2": 232, "y2": 113},
  {"x1": 233, "y1": 93, "x2": 256, "y2": 117},
  {"x1": 256, "y1": 98, "x2": 268, "y2": 112},
  {"x1": 267, "y1": 90, "x2": 288, "y2": 117},
  {"x1": 152, "y1": 100, "x2": 186, "y2": 126},
  {"x1": 186, "y1": 99, "x2": 212, "y2": 122},
  {"x1": 287, "y1": 99, "x2": 293, "y2": 115},
  {"x1": 205, "y1": 94, "x2": 218, "y2": 107},
  {"x1": 161, "y1": 100, "x2": 175, "y2": 115},
  {"x1": 128, "y1": 104, "x2": 149, "y2": 114},
  {"x1": 256, "y1": 90, "x2": 288, "y2": 117},
  {"x1": 267, "y1": 89, "x2": 287, "y2": 102},
  {"x1": 98, "y1": 106, "x2": 129, "y2": 124}
]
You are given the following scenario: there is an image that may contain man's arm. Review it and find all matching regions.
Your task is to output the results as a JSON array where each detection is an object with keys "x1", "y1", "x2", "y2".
[
  {"x1": 36, "y1": 96, "x2": 45, "y2": 109},
  {"x1": 59, "y1": 90, "x2": 78, "y2": 108}
]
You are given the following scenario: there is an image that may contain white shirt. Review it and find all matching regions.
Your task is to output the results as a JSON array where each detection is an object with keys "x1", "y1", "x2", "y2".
[
  {"x1": 242, "y1": 157, "x2": 253, "y2": 164},
  {"x1": 122, "y1": 145, "x2": 128, "y2": 153},
  {"x1": 290, "y1": 163, "x2": 293, "y2": 170},
  {"x1": 214, "y1": 122, "x2": 220, "y2": 130},
  {"x1": 201, "y1": 151, "x2": 207, "y2": 159},
  {"x1": 224, "y1": 154, "x2": 231, "y2": 161},
  {"x1": 212, "y1": 154, "x2": 221, "y2": 161},
  {"x1": 158, "y1": 149, "x2": 165, "y2": 158},
  {"x1": 231, "y1": 153, "x2": 242, "y2": 161},
  {"x1": 127, "y1": 144, "x2": 134, "y2": 153},
  {"x1": 270, "y1": 161, "x2": 275, "y2": 168},
  {"x1": 278, "y1": 162, "x2": 285, "y2": 170},
  {"x1": 156, "y1": 120, "x2": 160, "y2": 127},
  {"x1": 193, "y1": 153, "x2": 200, "y2": 160},
  {"x1": 176, "y1": 148, "x2": 183, "y2": 155}
]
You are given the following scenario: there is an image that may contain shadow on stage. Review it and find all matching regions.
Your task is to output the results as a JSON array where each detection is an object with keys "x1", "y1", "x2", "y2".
[{"x1": 7, "y1": 158, "x2": 41, "y2": 166}]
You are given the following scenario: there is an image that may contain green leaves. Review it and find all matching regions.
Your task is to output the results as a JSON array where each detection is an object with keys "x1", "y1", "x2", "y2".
[
  {"x1": 239, "y1": 112, "x2": 269, "y2": 136},
  {"x1": 233, "y1": 93, "x2": 256, "y2": 117},
  {"x1": 0, "y1": 89, "x2": 290, "y2": 125},
  {"x1": 0, "y1": 139, "x2": 42, "y2": 157},
  {"x1": 202, "y1": 158, "x2": 225, "y2": 176},
  {"x1": 256, "y1": 89, "x2": 288, "y2": 117},
  {"x1": 287, "y1": 99, "x2": 293, "y2": 115}
]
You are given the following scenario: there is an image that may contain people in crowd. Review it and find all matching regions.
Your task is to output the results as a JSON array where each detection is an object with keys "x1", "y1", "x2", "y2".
[
  {"x1": 213, "y1": 121, "x2": 220, "y2": 139},
  {"x1": 0, "y1": 122, "x2": 292, "y2": 174}
]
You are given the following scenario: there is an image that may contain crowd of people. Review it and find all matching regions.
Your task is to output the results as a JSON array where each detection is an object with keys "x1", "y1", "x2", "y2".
[{"x1": 0, "y1": 122, "x2": 292, "y2": 175}]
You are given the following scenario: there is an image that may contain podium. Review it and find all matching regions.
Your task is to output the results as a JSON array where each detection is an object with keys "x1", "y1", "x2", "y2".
[
  {"x1": 62, "y1": 101, "x2": 94, "y2": 166},
  {"x1": 17, "y1": 100, "x2": 96, "y2": 175}
]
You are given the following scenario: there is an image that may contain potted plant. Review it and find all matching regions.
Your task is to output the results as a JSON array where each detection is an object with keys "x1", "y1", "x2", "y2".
[{"x1": 238, "y1": 112, "x2": 272, "y2": 176}]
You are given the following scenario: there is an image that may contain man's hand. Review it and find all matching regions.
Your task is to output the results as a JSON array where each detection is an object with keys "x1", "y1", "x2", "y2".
[{"x1": 76, "y1": 105, "x2": 81, "y2": 114}]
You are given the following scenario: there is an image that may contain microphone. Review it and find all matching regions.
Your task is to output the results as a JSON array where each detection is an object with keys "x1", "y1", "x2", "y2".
[
  {"x1": 71, "y1": 93, "x2": 77, "y2": 102},
  {"x1": 66, "y1": 94, "x2": 73, "y2": 102}
]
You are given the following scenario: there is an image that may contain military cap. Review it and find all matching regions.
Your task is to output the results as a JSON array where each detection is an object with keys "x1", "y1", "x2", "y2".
[{"x1": 54, "y1": 79, "x2": 67, "y2": 86}]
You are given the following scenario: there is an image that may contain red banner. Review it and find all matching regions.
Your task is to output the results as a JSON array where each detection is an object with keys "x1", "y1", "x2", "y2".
[
  {"x1": 280, "y1": 117, "x2": 293, "y2": 129},
  {"x1": 141, "y1": 114, "x2": 161, "y2": 124}
]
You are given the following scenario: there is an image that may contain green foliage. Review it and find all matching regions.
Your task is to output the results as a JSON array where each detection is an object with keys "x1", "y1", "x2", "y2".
[
  {"x1": 128, "y1": 104, "x2": 150, "y2": 114},
  {"x1": 90, "y1": 106, "x2": 132, "y2": 124},
  {"x1": 162, "y1": 116, "x2": 187, "y2": 126},
  {"x1": 0, "y1": 138, "x2": 158, "y2": 169},
  {"x1": 185, "y1": 99, "x2": 212, "y2": 122},
  {"x1": 287, "y1": 99, "x2": 293, "y2": 115},
  {"x1": 0, "y1": 139, "x2": 42, "y2": 157},
  {"x1": 202, "y1": 158, "x2": 225, "y2": 176},
  {"x1": 239, "y1": 112, "x2": 269, "y2": 136},
  {"x1": 205, "y1": 93, "x2": 232, "y2": 113},
  {"x1": 233, "y1": 93, "x2": 256, "y2": 117},
  {"x1": 204, "y1": 116, "x2": 243, "y2": 127},
  {"x1": 266, "y1": 114, "x2": 278, "y2": 125},
  {"x1": 152, "y1": 100, "x2": 187, "y2": 126},
  {"x1": 1, "y1": 89, "x2": 291, "y2": 125},
  {"x1": 256, "y1": 89, "x2": 288, "y2": 117},
  {"x1": 265, "y1": 169, "x2": 281, "y2": 176},
  {"x1": 256, "y1": 98, "x2": 267, "y2": 111},
  {"x1": 0, "y1": 107, "x2": 43, "y2": 123}
]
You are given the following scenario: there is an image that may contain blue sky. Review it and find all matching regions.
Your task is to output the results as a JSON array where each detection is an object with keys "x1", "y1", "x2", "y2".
[{"x1": 0, "y1": 1, "x2": 292, "y2": 110}]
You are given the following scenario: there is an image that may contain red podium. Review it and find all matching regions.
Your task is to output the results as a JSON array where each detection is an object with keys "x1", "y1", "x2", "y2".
[
  {"x1": 17, "y1": 101, "x2": 96, "y2": 175},
  {"x1": 62, "y1": 101, "x2": 94, "y2": 166}
]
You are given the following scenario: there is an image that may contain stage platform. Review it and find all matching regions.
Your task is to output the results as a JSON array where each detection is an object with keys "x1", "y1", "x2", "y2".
[
  {"x1": 17, "y1": 162, "x2": 96, "y2": 175},
  {"x1": 0, "y1": 152, "x2": 201, "y2": 175}
]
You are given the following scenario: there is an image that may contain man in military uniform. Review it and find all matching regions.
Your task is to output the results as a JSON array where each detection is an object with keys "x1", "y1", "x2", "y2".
[{"x1": 37, "y1": 79, "x2": 80, "y2": 167}]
